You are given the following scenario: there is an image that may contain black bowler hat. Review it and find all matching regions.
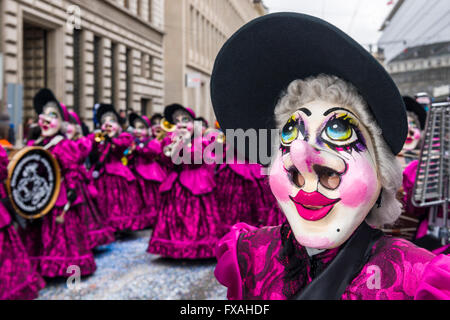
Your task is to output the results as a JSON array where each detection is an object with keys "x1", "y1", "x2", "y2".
[
  {"x1": 129, "y1": 112, "x2": 151, "y2": 128},
  {"x1": 33, "y1": 88, "x2": 68, "y2": 121},
  {"x1": 164, "y1": 104, "x2": 196, "y2": 124},
  {"x1": 150, "y1": 113, "x2": 163, "y2": 126},
  {"x1": 403, "y1": 96, "x2": 427, "y2": 130},
  {"x1": 210, "y1": 13, "x2": 407, "y2": 162},
  {"x1": 95, "y1": 104, "x2": 119, "y2": 124}
]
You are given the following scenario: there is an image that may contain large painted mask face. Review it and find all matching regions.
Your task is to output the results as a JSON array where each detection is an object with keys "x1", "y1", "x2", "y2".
[
  {"x1": 133, "y1": 120, "x2": 149, "y2": 139},
  {"x1": 101, "y1": 113, "x2": 121, "y2": 138},
  {"x1": 38, "y1": 104, "x2": 62, "y2": 138},
  {"x1": 402, "y1": 112, "x2": 421, "y2": 151},
  {"x1": 269, "y1": 100, "x2": 381, "y2": 250}
]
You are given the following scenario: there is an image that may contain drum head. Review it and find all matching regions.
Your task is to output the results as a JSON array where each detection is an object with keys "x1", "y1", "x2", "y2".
[{"x1": 6, "y1": 147, "x2": 61, "y2": 220}]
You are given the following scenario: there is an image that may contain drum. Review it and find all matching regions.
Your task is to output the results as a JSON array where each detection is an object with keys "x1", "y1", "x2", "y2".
[{"x1": 5, "y1": 147, "x2": 61, "y2": 220}]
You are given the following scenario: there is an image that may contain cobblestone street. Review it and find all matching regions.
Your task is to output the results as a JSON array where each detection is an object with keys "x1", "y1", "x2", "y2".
[{"x1": 37, "y1": 230, "x2": 227, "y2": 300}]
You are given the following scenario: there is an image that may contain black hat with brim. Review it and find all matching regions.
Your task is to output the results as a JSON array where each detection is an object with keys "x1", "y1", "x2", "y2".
[
  {"x1": 96, "y1": 104, "x2": 119, "y2": 124},
  {"x1": 150, "y1": 113, "x2": 163, "y2": 126},
  {"x1": 164, "y1": 104, "x2": 195, "y2": 124},
  {"x1": 129, "y1": 112, "x2": 150, "y2": 128},
  {"x1": 210, "y1": 12, "x2": 407, "y2": 163},
  {"x1": 33, "y1": 88, "x2": 65, "y2": 119},
  {"x1": 403, "y1": 96, "x2": 427, "y2": 130}
]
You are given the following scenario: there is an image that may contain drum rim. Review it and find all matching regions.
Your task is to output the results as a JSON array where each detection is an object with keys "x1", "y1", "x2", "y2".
[{"x1": 5, "y1": 146, "x2": 61, "y2": 220}]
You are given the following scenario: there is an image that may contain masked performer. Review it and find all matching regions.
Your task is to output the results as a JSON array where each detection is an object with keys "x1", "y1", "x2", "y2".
[
  {"x1": 128, "y1": 113, "x2": 166, "y2": 228},
  {"x1": 88, "y1": 104, "x2": 148, "y2": 232},
  {"x1": 19, "y1": 89, "x2": 96, "y2": 277},
  {"x1": 147, "y1": 104, "x2": 220, "y2": 259},
  {"x1": 0, "y1": 146, "x2": 45, "y2": 299},
  {"x1": 212, "y1": 13, "x2": 450, "y2": 300},
  {"x1": 66, "y1": 110, "x2": 115, "y2": 249}
]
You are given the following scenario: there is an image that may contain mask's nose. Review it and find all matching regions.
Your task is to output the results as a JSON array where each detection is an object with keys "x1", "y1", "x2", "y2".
[{"x1": 289, "y1": 140, "x2": 347, "y2": 192}]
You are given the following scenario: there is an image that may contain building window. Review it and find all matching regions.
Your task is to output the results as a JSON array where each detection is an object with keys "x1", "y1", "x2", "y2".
[
  {"x1": 73, "y1": 29, "x2": 82, "y2": 114},
  {"x1": 148, "y1": 0, "x2": 152, "y2": 23},
  {"x1": 141, "y1": 53, "x2": 153, "y2": 80},
  {"x1": 93, "y1": 36, "x2": 102, "y2": 104}
]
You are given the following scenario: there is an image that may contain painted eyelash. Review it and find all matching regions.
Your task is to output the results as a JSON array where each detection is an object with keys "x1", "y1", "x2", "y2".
[{"x1": 322, "y1": 114, "x2": 367, "y2": 154}]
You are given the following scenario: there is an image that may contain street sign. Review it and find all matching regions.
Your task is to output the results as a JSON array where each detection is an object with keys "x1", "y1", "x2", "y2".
[{"x1": 186, "y1": 72, "x2": 202, "y2": 88}]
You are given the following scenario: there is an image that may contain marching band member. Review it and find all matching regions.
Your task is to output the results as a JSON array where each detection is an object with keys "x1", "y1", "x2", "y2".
[
  {"x1": 147, "y1": 104, "x2": 221, "y2": 259},
  {"x1": 0, "y1": 146, "x2": 45, "y2": 299},
  {"x1": 19, "y1": 89, "x2": 96, "y2": 277},
  {"x1": 88, "y1": 104, "x2": 149, "y2": 232},
  {"x1": 67, "y1": 110, "x2": 115, "y2": 249},
  {"x1": 211, "y1": 13, "x2": 450, "y2": 300},
  {"x1": 128, "y1": 112, "x2": 166, "y2": 228}
]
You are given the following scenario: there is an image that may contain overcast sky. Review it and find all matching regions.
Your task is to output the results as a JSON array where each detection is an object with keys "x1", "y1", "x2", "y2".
[{"x1": 263, "y1": 0, "x2": 396, "y2": 51}]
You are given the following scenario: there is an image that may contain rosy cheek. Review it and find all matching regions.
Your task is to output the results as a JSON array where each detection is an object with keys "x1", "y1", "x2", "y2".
[
  {"x1": 49, "y1": 119, "x2": 59, "y2": 129},
  {"x1": 413, "y1": 129, "x2": 421, "y2": 140},
  {"x1": 269, "y1": 154, "x2": 292, "y2": 202},
  {"x1": 339, "y1": 154, "x2": 377, "y2": 208}
]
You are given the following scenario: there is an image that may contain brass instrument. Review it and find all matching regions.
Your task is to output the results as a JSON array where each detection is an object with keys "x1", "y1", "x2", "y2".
[
  {"x1": 95, "y1": 131, "x2": 106, "y2": 143},
  {"x1": 204, "y1": 128, "x2": 226, "y2": 144},
  {"x1": 160, "y1": 118, "x2": 176, "y2": 133}
]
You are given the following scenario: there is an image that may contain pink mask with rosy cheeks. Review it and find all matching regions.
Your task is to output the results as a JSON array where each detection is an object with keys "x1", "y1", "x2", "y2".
[
  {"x1": 38, "y1": 113, "x2": 61, "y2": 137},
  {"x1": 102, "y1": 120, "x2": 121, "y2": 138},
  {"x1": 269, "y1": 101, "x2": 381, "y2": 250},
  {"x1": 403, "y1": 114, "x2": 422, "y2": 151}
]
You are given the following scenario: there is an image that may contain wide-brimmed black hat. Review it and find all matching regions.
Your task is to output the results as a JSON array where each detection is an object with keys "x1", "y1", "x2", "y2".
[
  {"x1": 95, "y1": 104, "x2": 119, "y2": 124},
  {"x1": 150, "y1": 113, "x2": 163, "y2": 126},
  {"x1": 164, "y1": 104, "x2": 196, "y2": 124},
  {"x1": 129, "y1": 112, "x2": 151, "y2": 128},
  {"x1": 33, "y1": 88, "x2": 68, "y2": 121},
  {"x1": 210, "y1": 13, "x2": 407, "y2": 162},
  {"x1": 403, "y1": 96, "x2": 427, "y2": 130}
]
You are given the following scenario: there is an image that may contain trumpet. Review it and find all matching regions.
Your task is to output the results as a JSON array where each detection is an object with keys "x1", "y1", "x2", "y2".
[
  {"x1": 160, "y1": 118, "x2": 176, "y2": 133},
  {"x1": 163, "y1": 131, "x2": 190, "y2": 158},
  {"x1": 95, "y1": 131, "x2": 106, "y2": 143}
]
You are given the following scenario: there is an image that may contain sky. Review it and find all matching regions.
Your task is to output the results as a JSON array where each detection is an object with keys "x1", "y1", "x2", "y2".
[{"x1": 263, "y1": 0, "x2": 396, "y2": 52}]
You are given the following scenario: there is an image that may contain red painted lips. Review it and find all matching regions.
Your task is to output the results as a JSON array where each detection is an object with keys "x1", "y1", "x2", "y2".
[{"x1": 290, "y1": 190, "x2": 340, "y2": 221}]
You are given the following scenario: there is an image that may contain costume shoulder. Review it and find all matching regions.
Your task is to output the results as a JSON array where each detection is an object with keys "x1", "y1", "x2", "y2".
[
  {"x1": 215, "y1": 223, "x2": 283, "y2": 300},
  {"x1": 344, "y1": 236, "x2": 446, "y2": 300}
]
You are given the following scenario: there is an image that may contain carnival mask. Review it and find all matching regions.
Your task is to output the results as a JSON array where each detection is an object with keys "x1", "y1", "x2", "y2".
[
  {"x1": 269, "y1": 100, "x2": 381, "y2": 250},
  {"x1": 402, "y1": 112, "x2": 421, "y2": 151},
  {"x1": 133, "y1": 120, "x2": 149, "y2": 139},
  {"x1": 101, "y1": 113, "x2": 121, "y2": 138},
  {"x1": 174, "y1": 111, "x2": 194, "y2": 138},
  {"x1": 38, "y1": 104, "x2": 62, "y2": 137},
  {"x1": 65, "y1": 123, "x2": 76, "y2": 140}
]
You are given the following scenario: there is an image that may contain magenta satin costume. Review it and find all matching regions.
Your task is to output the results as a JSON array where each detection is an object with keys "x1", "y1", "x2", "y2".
[
  {"x1": 0, "y1": 147, "x2": 45, "y2": 300},
  {"x1": 130, "y1": 137, "x2": 166, "y2": 228},
  {"x1": 147, "y1": 136, "x2": 222, "y2": 259},
  {"x1": 73, "y1": 137, "x2": 115, "y2": 248},
  {"x1": 215, "y1": 223, "x2": 450, "y2": 300},
  {"x1": 19, "y1": 137, "x2": 96, "y2": 277},
  {"x1": 89, "y1": 132, "x2": 150, "y2": 232}
]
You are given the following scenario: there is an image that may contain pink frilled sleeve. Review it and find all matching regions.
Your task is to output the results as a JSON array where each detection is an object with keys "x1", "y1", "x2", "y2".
[
  {"x1": 415, "y1": 254, "x2": 450, "y2": 300},
  {"x1": 214, "y1": 223, "x2": 259, "y2": 300}
]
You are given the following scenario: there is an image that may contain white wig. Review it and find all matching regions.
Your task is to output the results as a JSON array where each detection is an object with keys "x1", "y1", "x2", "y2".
[{"x1": 273, "y1": 74, "x2": 403, "y2": 227}]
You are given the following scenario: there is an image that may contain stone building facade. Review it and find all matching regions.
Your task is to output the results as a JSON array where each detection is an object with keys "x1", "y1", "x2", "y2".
[
  {"x1": 0, "y1": 0, "x2": 165, "y2": 136},
  {"x1": 164, "y1": 0, "x2": 266, "y2": 125}
]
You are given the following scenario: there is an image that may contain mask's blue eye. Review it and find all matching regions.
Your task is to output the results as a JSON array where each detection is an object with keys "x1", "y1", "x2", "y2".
[
  {"x1": 325, "y1": 118, "x2": 352, "y2": 141},
  {"x1": 281, "y1": 116, "x2": 300, "y2": 145}
]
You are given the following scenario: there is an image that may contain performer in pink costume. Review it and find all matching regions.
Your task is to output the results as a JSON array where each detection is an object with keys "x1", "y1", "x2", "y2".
[
  {"x1": 147, "y1": 104, "x2": 221, "y2": 259},
  {"x1": 19, "y1": 89, "x2": 96, "y2": 277},
  {"x1": 66, "y1": 110, "x2": 115, "y2": 248},
  {"x1": 0, "y1": 146, "x2": 45, "y2": 299},
  {"x1": 211, "y1": 13, "x2": 450, "y2": 300},
  {"x1": 88, "y1": 104, "x2": 148, "y2": 232},
  {"x1": 128, "y1": 112, "x2": 166, "y2": 228}
]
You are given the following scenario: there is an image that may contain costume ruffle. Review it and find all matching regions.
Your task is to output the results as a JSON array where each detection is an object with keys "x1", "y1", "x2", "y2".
[
  {"x1": 414, "y1": 254, "x2": 450, "y2": 300},
  {"x1": 214, "y1": 223, "x2": 258, "y2": 300}
]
